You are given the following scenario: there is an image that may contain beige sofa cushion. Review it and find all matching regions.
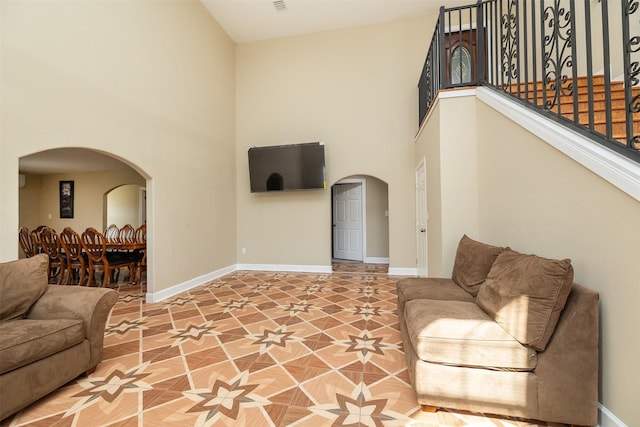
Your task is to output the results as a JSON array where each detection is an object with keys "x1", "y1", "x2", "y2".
[
  {"x1": 451, "y1": 235, "x2": 506, "y2": 296},
  {"x1": 0, "y1": 254, "x2": 49, "y2": 322},
  {"x1": 0, "y1": 318, "x2": 84, "y2": 374},
  {"x1": 396, "y1": 277, "x2": 474, "y2": 314},
  {"x1": 404, "y1": 299, "x2": 537, "y2": 371},
  {"x1": 476, "y1": 249, "x2": 574, "y2": 351}
]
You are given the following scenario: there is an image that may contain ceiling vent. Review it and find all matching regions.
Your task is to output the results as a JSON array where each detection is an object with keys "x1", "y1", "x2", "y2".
[{"x1": 273, "y1": 0, "x2": 287, "y2": 12}]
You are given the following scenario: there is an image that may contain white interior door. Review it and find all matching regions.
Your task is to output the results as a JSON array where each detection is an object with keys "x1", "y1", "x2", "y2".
[
  {"x1": 416, "y1": 159, "x2": 428, "y2": 277},
  {"x1": 333, "y1": 183, "x2": 363, "y2": 261}
]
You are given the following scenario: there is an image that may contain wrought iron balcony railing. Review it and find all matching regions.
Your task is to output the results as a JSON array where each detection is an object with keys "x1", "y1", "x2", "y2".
[{"x1": 418, "y1": 0, "x2": 640, "y2": 163}]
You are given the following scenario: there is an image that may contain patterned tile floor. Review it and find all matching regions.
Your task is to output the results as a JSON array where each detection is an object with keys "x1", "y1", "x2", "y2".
[
  {"x1": 331, "y1": 262, "x2": 389, "y2": 274},
  {"x1": 3, "y1": 271, "x2": 565, "y2": 427}
]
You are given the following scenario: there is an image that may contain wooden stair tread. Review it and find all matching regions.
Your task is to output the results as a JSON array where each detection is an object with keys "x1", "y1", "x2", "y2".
[{"x1": 504, "y1": 75, "x2": 640, "y2": 149}]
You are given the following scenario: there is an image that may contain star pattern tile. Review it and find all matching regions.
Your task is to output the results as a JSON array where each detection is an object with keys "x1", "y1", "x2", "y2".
[{"x1": 2, "y1": 268, "x2": 568, "y2": 427}]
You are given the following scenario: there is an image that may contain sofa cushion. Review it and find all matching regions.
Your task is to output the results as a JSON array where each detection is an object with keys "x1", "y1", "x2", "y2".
[
  {"x1": 0, "y1": 254, "x2": 49, "y2": 322},
  {"x1": 404, "y1": 299, "x2": 537, "y2": 371},
  {"x1": 0, "y1": 318, "x2": 85, "y2": 374},
  {"x1": 396, "y1": 277, "x2": 474, "y2": 314},
  {"x1": 451, "y1": 235, "x2": 506, "y2": 296},
  {"x1": 476, "y1": 249, "x2": 574, "y2": 351}
]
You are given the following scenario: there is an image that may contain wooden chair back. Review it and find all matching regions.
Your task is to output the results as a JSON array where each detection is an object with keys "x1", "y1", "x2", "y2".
[
  {"x1": 30, "y1": 225, "x2": 46, "y2": 250},
  {"x1": 118, "y1": 224, "x2": 136, "y2": 244},
  {"x1": 134, "y1": 224, "x2": 147, "y2": 284},
  {"x1": 40, "y1": 227, "x2": 66, "y2": 284},
  {"x1": 104, "y1": 224, "x2": 120, "y2": 243},
  {"x1": 18, "y1": 227, "x2": 37, "y2": 258},
  {"x1": 135, "y1": 224, "x2": 146, "y2": 243},
  {"x1": 82, "y1": 227, "x2": 134, "y2": 287},
  {"x1": 82, "y1": 227, "x2": 107, "y2": 264},
  {"x1": 60, "y1": 227, "x2": 86, "y2": 285}
]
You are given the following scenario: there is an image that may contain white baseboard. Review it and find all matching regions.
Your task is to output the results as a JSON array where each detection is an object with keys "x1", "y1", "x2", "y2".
[
  {"x1": 146, "y1": 263, "x2": 415, "y2": 303},
  {"x1": 388, "y1": 267, "x2": 417, "y2": 276},
  {"x1": 145, "y1": 264, "x2": 236, "y2": 303},
  {"x1": 599, "y1": 403, "x2": 628, "y2": 427},
  {"x1": 235, "y1": 263, "x2": 333, "y2": 273},
  {"x1": 364, "y1": 257, "x2": 390, "y2": 264}
]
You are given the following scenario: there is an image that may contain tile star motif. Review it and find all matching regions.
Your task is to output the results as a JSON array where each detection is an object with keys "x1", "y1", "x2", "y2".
[
  {"x1": 281, "y1": 300, "x2": 313, "y2": 316},
  {"x1": 304, "y1": 284, "x2": 323, "y2": 295},
  {"x1": 105, "y1": 317, "x2": 148, "y2": 335},
  {"x1": 339, "y1": 331, "x2": 398, "y2": 363},
  {"x1": 310, "y1": 382, "x2": 412, "y2": 426},
  {"x1": 351, "y1": 303, "x2": 382, "y2": 320},
  {"x1": 252, "y1": 283, "x2": 273, "y2": 291},
  {"x1": 220, "y1": 297, "x2": 252, "y2": 312},
  {"x1": 118, "y1": 293, "x2": 144, "y2": 303},
  {"x1": 67, "y1": 363, "x2": 152, "y2": 414},
  {"x1": 164, "y1": 295, "x2": 195, "y2": 308},
  {"x1": 248, "y1": 325, "x2": 302, "y2": 353},
  {"x1": 359, "y1": 286, "x2": 379, "y2": 297},
  {"x1": 184, "y1": 371, "x2": 270, "y2": 426},
  {"x1": 207, "y1": 280, "x2": 228, "y2": 289},
  {"x1": 170, "y1": 320, "x2": 219, "y2": 346}
]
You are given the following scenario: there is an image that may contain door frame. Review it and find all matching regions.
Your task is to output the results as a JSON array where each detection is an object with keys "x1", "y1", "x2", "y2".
[
  {"x1": 332, "y1": 178, "x2": 366, "y2": 261},
  {"x1": 415, "y1": 158, "x2": 428, "y2": 277}
]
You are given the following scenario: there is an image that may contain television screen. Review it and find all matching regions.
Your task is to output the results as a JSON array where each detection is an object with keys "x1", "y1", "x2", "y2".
[{"x1": 248, "y1": 142, "x2": 326, "y2": 193}]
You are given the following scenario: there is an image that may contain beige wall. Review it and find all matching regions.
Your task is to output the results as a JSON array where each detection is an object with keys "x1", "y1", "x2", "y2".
[
  {"x1": 107, "y1": 184, "x2": 144, "y2": 229},
  {"x1": 414, "y1": 91, "x2": 479, "y2": 277},
  {"x1": 475, "y1": 101, "x2": 640, "y2": 426},
  {"x1": 1, "y1": 0, "x2": 237, "y2": 293},
  {"x1": 415, "y1": 104, "x2": 444, "y2": 276},
  {"x1": 18, "y1": 174, "x2": 42, "y2": 235},
  {"x1": 364, "y1": 176, "x2": 389, "y2": 259},
  {"x1": 236, "y1": 17, "x2": 431, "y2": 269},
  {"x1": 19, "y1": 170, "x2": 144, "y2": 234}
]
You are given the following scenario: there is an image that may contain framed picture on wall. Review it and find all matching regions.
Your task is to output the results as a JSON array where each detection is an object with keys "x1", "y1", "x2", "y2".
[{"x1": 59, "y1": 180, "x2": 74, "y2": 218}]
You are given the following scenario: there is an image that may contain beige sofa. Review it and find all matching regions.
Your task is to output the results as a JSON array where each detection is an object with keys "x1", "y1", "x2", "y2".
[
  {"x1": 397, "y1": 235, "x2": 599, "y2": 426},
  {"x1": 0, "y1": 254, "x2": 118, "y2": 420}
]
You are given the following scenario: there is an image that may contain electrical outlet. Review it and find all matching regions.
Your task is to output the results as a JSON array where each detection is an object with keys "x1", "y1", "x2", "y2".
[{"x1": 241, "y1": 248, "x2": 247, "y2": 254}]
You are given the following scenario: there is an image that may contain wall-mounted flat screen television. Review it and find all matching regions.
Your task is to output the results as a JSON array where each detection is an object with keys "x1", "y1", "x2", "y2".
[{"x1": 248, "y1": 142, "x2": 326, "y2": 193}]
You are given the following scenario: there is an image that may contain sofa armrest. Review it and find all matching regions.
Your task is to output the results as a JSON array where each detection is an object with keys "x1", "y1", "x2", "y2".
[
  {"x1": 26, "y1": 285, "x2": 118, "y2": 370},
  {"x1": 535, "y1": 283, "x2": 599, "y2": 426}
]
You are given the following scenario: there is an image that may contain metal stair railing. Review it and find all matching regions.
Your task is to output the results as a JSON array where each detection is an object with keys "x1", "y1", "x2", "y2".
[{"x1": 417, "y1": 0, "x2": 640, "y2": 164}]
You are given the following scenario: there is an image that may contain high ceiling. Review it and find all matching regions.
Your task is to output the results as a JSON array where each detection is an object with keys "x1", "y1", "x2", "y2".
[{"x1": 201, "y1": 0, "x2": 467, "y2": 43}]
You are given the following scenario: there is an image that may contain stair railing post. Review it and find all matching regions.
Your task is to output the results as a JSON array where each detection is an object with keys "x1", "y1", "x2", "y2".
[
  {"x1": 439, "y1": 6, "x2": 447, "y2": 89},
  {"x1": 476, "y1": 0, "x2": 485, "y2": 84},
  {"x1": 622, "y1": 0, "x2": 639, "y2": 150},
  {"x1": 601, "y1": 0, "x2": 613, "y2": 140}
]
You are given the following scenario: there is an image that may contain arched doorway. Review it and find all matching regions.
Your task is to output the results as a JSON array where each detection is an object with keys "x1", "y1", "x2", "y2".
[
  {"x1": 331, "y1": 175, "x2": 389, "y2": 273},
  {"x1": 105, "y1": 184, "x2": 147, "y2": 230},
  {"x1": 18, "y1": 147, "x2": 150, "y2": 290}
]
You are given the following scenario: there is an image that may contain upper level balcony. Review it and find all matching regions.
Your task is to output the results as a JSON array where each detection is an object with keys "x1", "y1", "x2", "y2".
[{"x1": 418, "y1": 0, "x2": 640, "y2": 164}]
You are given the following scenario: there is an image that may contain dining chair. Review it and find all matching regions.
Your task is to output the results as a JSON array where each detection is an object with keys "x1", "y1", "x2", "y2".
[
  {"x1": 104, "y1": 224, "x2": 120, "y2": 244},
  {"x1": 81, "y1": 227, "x2": 135, "y2": 287},
  {"x1": 118, "y1": 224, "x2": 136, "y2": 244},
  {"x1": 18, "y1": 227, "x2": 37, "y2": 258},
  {"x1": 30, "y1": 225, "x2": 46, "y2": 253},
  {"x1": 134, "y1": 224, "x2": 147, "y2": 284},
  {"x1": 60, "y1": 227, "x2": 87, "y2": 285},
  {"x1": 112, "y1": 224, "x2": 136, "y2": 281},
  {"x1": 40, "y1": 227, "x2": 66, "y2": 285}
]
